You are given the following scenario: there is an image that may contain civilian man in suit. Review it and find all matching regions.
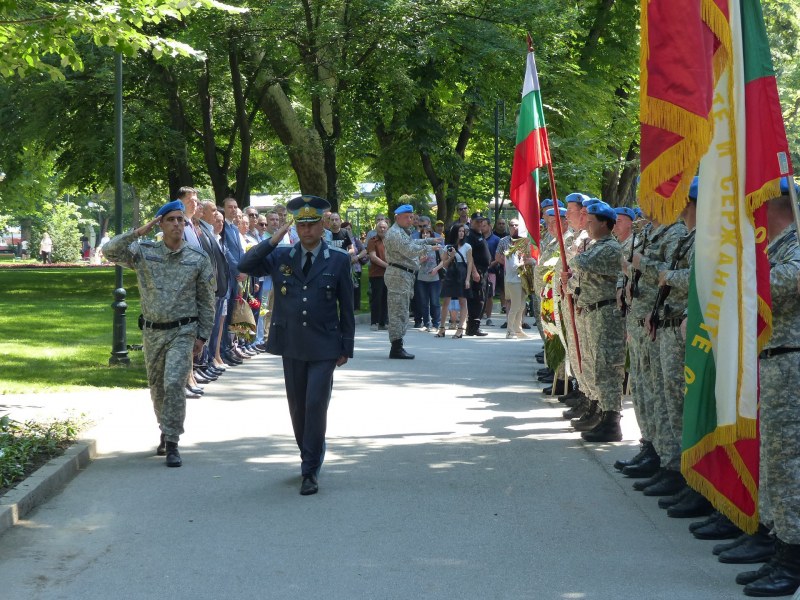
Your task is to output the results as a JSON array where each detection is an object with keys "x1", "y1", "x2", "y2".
[
  {"x1": 221, "y1": 197, "x2": 247, "y2": 365},
  {"x1": 238, "y1": 195, "x2": 355, "y2": 496}
]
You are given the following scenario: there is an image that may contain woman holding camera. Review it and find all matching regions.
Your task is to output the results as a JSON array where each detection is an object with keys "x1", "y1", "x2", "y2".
[{"x1": 430, "y1": 223, "x2": 473, "y2": 338}]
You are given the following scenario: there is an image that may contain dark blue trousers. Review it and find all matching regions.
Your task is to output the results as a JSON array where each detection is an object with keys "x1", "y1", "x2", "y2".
[{"x1": 282, "y1": 357, "x2": 337, "y2": 476}]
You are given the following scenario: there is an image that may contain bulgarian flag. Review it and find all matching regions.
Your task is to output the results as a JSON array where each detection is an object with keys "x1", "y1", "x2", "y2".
[
  {"x1": 655, "y1": 0, "x2": 788, "y2": 534},
  {"x1": 509, "y1": 40, "x2": 551, "y2": 253}
]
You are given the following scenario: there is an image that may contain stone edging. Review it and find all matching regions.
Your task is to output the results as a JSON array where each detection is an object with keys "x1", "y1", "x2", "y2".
[{"x1": 0, "y1": 439, "x2": 96, "y2": 537}]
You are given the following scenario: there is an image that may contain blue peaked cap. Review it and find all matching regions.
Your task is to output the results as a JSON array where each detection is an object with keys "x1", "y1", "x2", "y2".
[{"x1": 156, "y1": 200, "x2": 185, "y2": 218}]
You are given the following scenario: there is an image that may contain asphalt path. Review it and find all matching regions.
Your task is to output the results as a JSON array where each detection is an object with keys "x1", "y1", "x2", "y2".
[{"x1": 0, "y1": 322, "x2": 746, "y2": 599}]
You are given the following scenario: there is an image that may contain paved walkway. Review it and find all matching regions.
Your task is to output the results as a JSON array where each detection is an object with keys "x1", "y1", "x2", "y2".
[{"x1": 0, "y1": 321, "x2": 746, "y2": 599}]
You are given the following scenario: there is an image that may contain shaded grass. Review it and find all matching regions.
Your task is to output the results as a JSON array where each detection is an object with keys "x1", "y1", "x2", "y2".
[{"x1": 0, "y1": 268, "x2": 147, "y2": 393}]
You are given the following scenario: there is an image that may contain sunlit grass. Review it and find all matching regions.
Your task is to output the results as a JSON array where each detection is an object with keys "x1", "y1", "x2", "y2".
[{"x1": 0, "y1": 268, "x2": 148, "y2": 394}]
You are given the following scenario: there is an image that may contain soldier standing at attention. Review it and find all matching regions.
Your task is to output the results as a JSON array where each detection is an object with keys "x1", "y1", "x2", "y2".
[
  {"x1": 238, "y1": 195, "x2": 354, "y2": 496},
  {"x1": 383, "y1": 202, "x2": 441, "y2": 359},
  {"x1": 103, "y1": 200, "x2": 215, "y2": 468},
  {"x1": 564, "y1": 201, "x2": 626, "y2": 442}
]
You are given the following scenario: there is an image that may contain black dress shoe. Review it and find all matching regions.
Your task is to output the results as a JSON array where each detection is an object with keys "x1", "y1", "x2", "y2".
[
  {"x1": 522, "y1": 322, "x2": 531, "y2": 329},
  {"x1": 194, "y1": 374, "x2": 211, "y2": 385},
  {"x1": 693, "y1": 513, "x2": 742, "y2": 540},
  {"x1": 255, "y1": 343, "x2": 268, "y2": 352},
  {"x1": 186, "y1": 385, "x2": 204, "y2": 395},
  {"x1": 469, "y1": 329, "x2": 489, "y2": 337},
  {"x1": 633, "y1": 468, "x2": 666, "y2": 491},
  {"x1": 196, "y1": 369, "x2": 218, "y2": 381},
  {"x1": 719, "y1": 530, "x2": 776, "y2": 564},
  {"x1": 300, "y1": 474, "x2": 318, "y2": 495},
  {"x1": 667, "y1": 488, "x2": 714, "y2": 518},
  {"x1": 642, "y1": 470, "x2": 686, "y2": 497},
  {"x1": 658, "y1": 486, "x2": 691, "y2": 509},
  {"x1": 623, "y1": 453, "x2": 661, "y2": 478},
  {"x1": 156, "y1": 433, "x2": 166, "y2": 456},
  {"x1": 165, "y1": 442, "x2": 182, "y2": 467}
]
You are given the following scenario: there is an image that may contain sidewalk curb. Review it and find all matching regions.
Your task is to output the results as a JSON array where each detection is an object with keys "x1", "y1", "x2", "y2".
[{"x1": 0, "y1": 438, "x2": 96, "y2": 537}]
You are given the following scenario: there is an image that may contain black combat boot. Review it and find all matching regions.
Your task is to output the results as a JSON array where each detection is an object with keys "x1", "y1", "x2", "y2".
[
  {"x1": 562, "y1": 395, "x2": 589, "y2": 420},
  {"x1": 632, "y1": 468, "x2": 666, "y2": 491},
  {"x1": 693, "y1": 513, "x2": 742, "y2": 540},
  {"x1": 614, "y1": 440, "x2": 653, "y2": 471},
  {"x1": 581, "y1": 410, "x2": 623, "y2": 442},
  {"x1": 743, "y1": 539, "x2": 800, "y2": 597},
  {"x1": 165, "y1": 441, "x2": 182, "y2": 467},
  {"x1": 737, "y1": 561, "x2": 778, "y2": 586},
  {"x1": 719, "y1": 526, "x2": 776, "y2": 564},
  {"x1": 156, "y1": 433, "x2": 166, "y2": 456},
  {"x1": 389, "y1": 339, "x2": 414, "y2": 359},
  {"x1": 667, "y1": 487, "x2": 714, "y2": 518},
  {"x1": 622, "y1": 448, "x2": 661, "y2": 478},
  {"x1": 571, "y1": 400, "x2": 601, "y2": 431},
  {"x1": 658, "y1": 486, "x2": 692, "y2": 509},
  {"x1": 642, "y1": 469, "x2": 686, "y2": 497}
]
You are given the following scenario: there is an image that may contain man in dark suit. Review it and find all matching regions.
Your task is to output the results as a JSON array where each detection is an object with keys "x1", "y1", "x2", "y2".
[
  {"x1": 238, "y1": 195, "x2": 355, "y2": 496},
  {"x1": 221, "y1": 197, "x2": 247, "y2": 364},
  {"x1": 465, "y1": 212, "x2": 491, "y2": 336}
]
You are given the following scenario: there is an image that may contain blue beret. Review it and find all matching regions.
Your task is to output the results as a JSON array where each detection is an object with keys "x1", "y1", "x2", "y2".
[
  {"x1": 689, "y1": 176, "x2": 699, "y2": 200},
  {"x1": 156, "y1": 200, "x2": 185, "y2": 218},
  {"x1": 633, "y1": 207, "x2": 643, "y2": 218},
  {"x1": 780, "y1": 176, "x2": 800, "y2": 195},
  {"x1": 287, "y1": 195, "x2": 331, "y2": 222},
  {"x1": 582, "y1": 197, "x2": 601, "y2": 208},
  {"x1": 540, "y1": 199, "x2": 554, "y2": 209},
  {"x1": 615, "y1": 207, "x2": 636, "y2": 220},
  {"x1": 587, "y1": 201, "x2": 616, "y2": 222},
  {"x1": 565, "y1": 192, "x2": 589, "y2": 204},
  {"x1": 394, "y1": 204, "x2": 414, "y2": 215},
  {"x1": 545, "y1": 207, "x2": 568, "y2": 217}
]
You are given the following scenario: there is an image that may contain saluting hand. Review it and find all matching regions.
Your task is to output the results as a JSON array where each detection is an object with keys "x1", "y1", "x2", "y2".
[
  {"x1": 135, "y1": 216, "x2": 162, "y2": 238},
  {"x1": 270, "y1": 219, "x2": 293, "y2": 246}
]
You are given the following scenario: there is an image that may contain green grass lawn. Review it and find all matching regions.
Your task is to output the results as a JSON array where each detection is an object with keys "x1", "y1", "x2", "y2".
[{"x1": 0, "y1": 268, "x2": 147, "y2": 394}]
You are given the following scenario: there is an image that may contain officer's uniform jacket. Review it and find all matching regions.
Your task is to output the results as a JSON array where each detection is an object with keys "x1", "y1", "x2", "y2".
[
  {"x1": 103, "y1": 230, "x2": 216, "y2": 340},
  {"x1": 238, "y1": 239, "x2": 355, "y2": 361}
]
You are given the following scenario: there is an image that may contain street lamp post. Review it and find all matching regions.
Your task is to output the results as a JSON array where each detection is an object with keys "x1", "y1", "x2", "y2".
[{"x1": 109, "y1": 53, "x2": 130, "y2": 366}]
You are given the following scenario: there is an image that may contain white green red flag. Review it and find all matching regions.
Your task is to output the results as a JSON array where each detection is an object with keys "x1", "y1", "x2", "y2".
[
  {"x1": 641, "y1": 0, "x2": 789, "y2": 533},
  {"x1": 510, "y1": 47, "x2": 551, "y2": 252}
]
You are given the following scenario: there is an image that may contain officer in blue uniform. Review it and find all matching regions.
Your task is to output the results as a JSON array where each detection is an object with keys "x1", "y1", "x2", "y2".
[{"x1": 238, "y1": 195, "x2": 355, "y2": 496}]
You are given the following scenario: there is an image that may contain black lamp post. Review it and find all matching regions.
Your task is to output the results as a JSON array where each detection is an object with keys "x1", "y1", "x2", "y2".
[{"x1": 109, "y1": 53, "x2": 130, "y2": 366}]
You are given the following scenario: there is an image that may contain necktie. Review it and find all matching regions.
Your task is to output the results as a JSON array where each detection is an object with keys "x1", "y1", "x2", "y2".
[{"x1": 303, "y1": 251, "x2": 313, "y2": 276}]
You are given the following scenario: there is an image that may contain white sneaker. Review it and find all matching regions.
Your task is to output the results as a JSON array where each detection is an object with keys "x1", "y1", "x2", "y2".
[
  {"x1": 515, "y1": 331, "x2": 529, "y2": 339},
  {"x1": 370, "y1": 324, "x2": 378, "y2": 331},
  {"x1": 505, "y1": 332, "x2": 515, "y2": 339}
]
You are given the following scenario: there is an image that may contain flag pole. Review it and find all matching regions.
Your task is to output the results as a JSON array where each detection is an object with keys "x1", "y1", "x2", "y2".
[
  {"x1": 777, "y1": 152, "x2": 800, "y2": 243},
  {"x1": 528, "y1": 34, "x2": 582, "y2": 371}
]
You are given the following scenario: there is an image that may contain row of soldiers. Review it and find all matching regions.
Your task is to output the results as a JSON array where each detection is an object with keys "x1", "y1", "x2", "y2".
[{"x1": 533, "y1": 178, "x2": 800, "y2": 597}]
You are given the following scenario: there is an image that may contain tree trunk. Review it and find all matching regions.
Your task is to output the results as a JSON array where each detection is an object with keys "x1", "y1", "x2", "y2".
[
  {"x1": 198, "y1": 60, "x2": 231, "y2": 204},
  {"x1": 229, "y1": 41, "x2": 251, "y2": 206},
  {"x1": 157, "y1": 64, "x2": 194, "y2": 198}
]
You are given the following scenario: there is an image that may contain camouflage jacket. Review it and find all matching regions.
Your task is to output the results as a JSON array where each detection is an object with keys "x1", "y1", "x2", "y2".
[
  {"x1": 660, "y1": 229, "x2": 696, "y2": 318},
  {"x1": 568, "y1": 235, "x2": 623, "y2": 307},
  {"x1": 104, "y1": 230, "x2": 216, "y2": 340},
  {"x1": 629, "y1": 222, "x2": 686, "y2": 319},
  {"x1": 384, "y1": 223, "x2": 435, "y2": 271},
  {"x1": 766, "y1": 224, "x2": 800, "y2": 349}
]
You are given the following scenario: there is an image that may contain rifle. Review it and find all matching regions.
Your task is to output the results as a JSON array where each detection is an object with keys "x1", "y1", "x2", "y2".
[{"x1": 647, "y1": 232, "x2": 694, "y2": 341}]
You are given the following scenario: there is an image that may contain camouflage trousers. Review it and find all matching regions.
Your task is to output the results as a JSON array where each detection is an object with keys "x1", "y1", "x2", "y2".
[
  {"x1": 562, "y1": 297, "x2": 589, "y2": 394},
  {"x1": 646, "y1": 327, "x2": 673, "y2": 463},
  {"x1": 384, "y1": 267, "x2": 415, "y2": 342},
  {"x1": 582, "y1": 305, "x2": 625, "y2": 412},
  {"x1": 626, "y1": 317, "x2": 655, "y2": 442},
  {"x1": 143, "y1": 325, "x2": 195, "y2": 442},
  {"x1": 759, "y1": 353, "x2": 800, "y2": 542},
  {"x1": 658, "y1": 324, "x2": 685, "y2": 470}
]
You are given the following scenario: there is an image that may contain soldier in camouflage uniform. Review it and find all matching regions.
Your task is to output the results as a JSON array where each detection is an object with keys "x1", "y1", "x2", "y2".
[
  {"x1": 559, "y1": 193, "x2": 594, "y2": 420},
  {"x1": 626, "y1": 218, "x2": 687, "y2": 497},
  {"x1": 566, "y1": 202, "x2": 625, "y2": 441},
  {"x1": 737, "y1": 181, "x2": 800, "y2": 597},
  {"x1": 535, "y1": 208, "x2": 567, "y2": 392},
  {"x1": 384, "y1": 203, "x2": 440, "y2": 359},
  {"x1": 104, "y1": 200, "x2": 215, "y2": 467}
]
